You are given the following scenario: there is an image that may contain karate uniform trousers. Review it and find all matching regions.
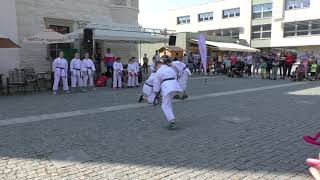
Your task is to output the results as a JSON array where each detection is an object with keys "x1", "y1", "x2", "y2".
[
  {"x1": 53, "y1": 68, "x2": 69, "y2": 91},
  {"x1": 134, "y1": 63, "x2": 139, "y2": 86},
  {"x1": 127, "y1": 64, "x2": 135, "y2": 87},
  {"x1": 113, "y1": 70, "x2": 122, "y2": 88},
  {"x1": 71, "y1": 69, "x2": 82, "y2": 88},
  {"x1": 83, "y1": 69, "x2": 94, "y2": 87},
  {"x1": 178, "y1": 68, "x2": 191, "y2": 92}
]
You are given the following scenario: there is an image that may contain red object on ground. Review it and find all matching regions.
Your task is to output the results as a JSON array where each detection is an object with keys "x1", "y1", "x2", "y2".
[
  {"x1": 96, "y1": 75, "x2": 108, "y2": 87},
  {"x1": 303, "y1": 133, "x2": 320, "y2": 146}
]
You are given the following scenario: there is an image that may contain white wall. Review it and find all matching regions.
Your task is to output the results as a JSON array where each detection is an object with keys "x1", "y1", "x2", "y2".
[
  {"x1": 0, "y1": 0, "x2": 20, "y2": 81},
  {"x1": 271, "y1": 0, "x2": 320, "y2": 47},
  {"x1": 166, "y1": 0, "x2": 252, "y2": 43}
]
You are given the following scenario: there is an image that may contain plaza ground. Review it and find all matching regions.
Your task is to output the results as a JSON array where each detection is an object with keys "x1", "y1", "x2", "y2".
[{"x1": 0, "y1": 77, "x2": 319, "y2": 179}]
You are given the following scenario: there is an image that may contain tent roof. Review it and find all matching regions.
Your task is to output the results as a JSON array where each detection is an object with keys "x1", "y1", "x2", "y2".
[
  {"x1": 66, "y1": 28, "x2": 165, "y2": 43},
  {"x1": 159, "y1": 46, "x2": 184, "y2": 52},
  {"x1": 190, "y1": 39, "x2": 260, "y2": 52},
  {"x1": 0, "y1": 36, "x2": 20, "y2": 48}
]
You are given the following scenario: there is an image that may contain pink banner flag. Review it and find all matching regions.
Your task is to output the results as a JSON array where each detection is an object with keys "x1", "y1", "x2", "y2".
[{"x1": 198, "y1": 34, "x2": 207, "y2": 74}]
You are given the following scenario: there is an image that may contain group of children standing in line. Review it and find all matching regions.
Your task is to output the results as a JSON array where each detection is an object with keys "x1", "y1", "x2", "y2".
[{"x1": 52, "y1": 51, "x2": 96, "y2": 95}]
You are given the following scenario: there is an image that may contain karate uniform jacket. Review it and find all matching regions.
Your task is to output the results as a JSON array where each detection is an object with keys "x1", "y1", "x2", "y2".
[
  {"x1": 143, "y1": 73, "x2": 156, "y2": 96},
  {"x1": 81, "y1": 59, "x2": 96, "y2": 76},
  {"x1": 171, "y1": 61, "x2": 192, "y2": 91},
  {"x1": 153, "y1": 65, "x2": 182, "y2": 96},
  {"x1": 70, "y1": 58, "x2": 82, "y2": 75},
  {"x1": 52, "y1": 57, "x2": 68, "y2": 77},
  {"x1": 113, "y1": 62, "x2": 123, "y2": 75},
  {"x1": 127, "y1": 63, "x2": 135, "y2": 77}
]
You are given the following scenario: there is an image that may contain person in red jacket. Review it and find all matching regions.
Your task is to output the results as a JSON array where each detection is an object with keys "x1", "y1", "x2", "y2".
[
  {"x1": 284, "y1": 52, "x2": 295, "y2": 78},
  {"x1": 103, "y1": 48, "x2": 115, "y2": 74}
]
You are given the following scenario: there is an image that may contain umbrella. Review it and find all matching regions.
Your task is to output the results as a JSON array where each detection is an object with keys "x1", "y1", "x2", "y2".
[
  {"x1": 23, "y1": 29, "x2": 74, "y2": 58},
  {"x1": 23, "y1": 29, "x2": 73, "y2": 44},
  {"x1": 0, "y1": 36, "x2": 20, "y2": 48}
]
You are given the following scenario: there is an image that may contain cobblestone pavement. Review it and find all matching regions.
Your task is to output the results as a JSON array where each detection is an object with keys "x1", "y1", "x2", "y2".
[{"x1": 0, "y1": 77, "x2": 319, "y2": 179}]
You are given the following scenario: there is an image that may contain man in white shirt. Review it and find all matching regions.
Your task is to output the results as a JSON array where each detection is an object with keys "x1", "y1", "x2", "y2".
[
  {"x1": 70, "y1": 53, "x2": 82, "y2": 91},
  {"x1": 153, "y1": 61, "x2": 182, "y2": 130},
  {"x1": 81, "y1": 53, "x2": 96, "y2": 90},
  {"x1": 52, "y1": 51, "x2": 69, "y2": 95}
]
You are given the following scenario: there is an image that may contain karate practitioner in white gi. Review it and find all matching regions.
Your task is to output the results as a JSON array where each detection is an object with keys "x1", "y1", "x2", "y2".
[
  {"x1": 154, "y1": 61, "x2": 182, "y2": 130},
  {"x1": 81, "y1": 53, "x2": 96, "y2": 90},
  {"x1": 127, "y1": 58, "x2": 135, "y2": 88},
  {"x1": 138, "y1": 69, "x2": 157, "y2": 104},
  {"x1": 113, "y1": 57, "x2": 123, "y2": 88},
  {"x1": 171, "y1": 59, "x2": 192, "y2": 99},
  {"x1": 133, "y1": 58, "x2": 140, "y2": 87},
  {"x1": 52, "y1": 51, "x2": 69, "y2": 95},
  {"x1": 70, "y1": 53, "x2": 83, "y2": 91}
]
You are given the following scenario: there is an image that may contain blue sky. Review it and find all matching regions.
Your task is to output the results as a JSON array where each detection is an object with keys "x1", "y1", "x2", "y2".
[{"x1": 139, "y1": 0, "x2": 217, "y2": 29}]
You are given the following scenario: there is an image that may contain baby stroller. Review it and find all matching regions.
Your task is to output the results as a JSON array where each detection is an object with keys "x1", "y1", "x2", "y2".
[
  {"x1": 213, "y1": 61, "x2": 223, "y2": 76},
  {"x1": 230, "y1": 61, "x2": 245, "y2": 78},
  {"x1": 291, "y1": 64, "x2": 305, "y2": 81}
]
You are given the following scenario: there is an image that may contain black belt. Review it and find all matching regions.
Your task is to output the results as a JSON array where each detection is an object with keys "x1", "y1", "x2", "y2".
[
  {"x1": 86, "y1": 67, "x2": 92, "y2": 69},
  {"x1": 73, "y1": 68, "x2": 81, "y2": 71},
  {"x1": 183, "y1": 66, "x2": 187, "y2": 70},
  {"x1": 57, "y1": 67, "x2": 65, "y2": 69},
  {"x1": 162, "y1": 78, "x2": 175, "y2": 83},
  {"x1": 145, "y1": 82, "x2": 153, "y2": 87}
]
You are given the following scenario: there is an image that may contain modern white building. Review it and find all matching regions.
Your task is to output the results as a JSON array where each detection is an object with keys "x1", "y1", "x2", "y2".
[{"x1": 167, "y1": 0, "x2": 320, "y2": 54}]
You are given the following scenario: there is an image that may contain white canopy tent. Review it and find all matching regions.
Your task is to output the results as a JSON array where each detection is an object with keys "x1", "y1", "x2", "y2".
[{"x1": 190, "y1": 39, "x2": 260, "y2": 53}]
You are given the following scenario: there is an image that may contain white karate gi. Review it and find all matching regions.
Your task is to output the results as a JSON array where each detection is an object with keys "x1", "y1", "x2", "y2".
[
  {"x1": 133, "y1": 62, "x2": 140, "y2": 86},
  {"x1": 113, "y1": 62, "x2": 123, "y2": 88},
  {"x1": 150, "y1": 63, "x2": 155, "y2": 72},
  {"x1": 81, "y1": 59, "x2": 96, "y2": 87},
  {"x1": 127, "y1": 63, "x2": 135, "y2": 87},
  {"x1": 70, "y1": 58, "x2": 82, "y2": 88},
  {"x1": 143, "y1": 73, "x2": 156, "y2": 104},
  {"x1": 154, "y1": 65, "x2": 182, "y2": 122},
  {"x1": 171, "y1": 61, "x2": 192, "y2": 91},
  {"x1": 52, "y1": 57, "x2": 69, "y2": 91}
]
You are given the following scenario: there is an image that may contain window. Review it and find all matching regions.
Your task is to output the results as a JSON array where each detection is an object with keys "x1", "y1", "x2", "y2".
[
  {"x1": 214, "y1": 28, "x2": 240, "y2": 39},
  {"x1": 130, "y1": 0, "x2": 138, "y2": 8},
  {"x1": 177, "y1": 16, "x2": 191, "y2": 25},
  {"x1": 49, "y1": 25, "x2": 71, "y2": 58},
  {"x1": 112, "y1": 0, "x2": 127, "y2": 6},
  {"x1": 198, "y1": 12, "x2": 213, "y2": 22},
  {"x1": 284, "y1": 20, "x2": 320, "y2": 37},
  {"x1": 251, "y1": 24, "x2": 272, "y2": 39},
  {"x1": 223, "y1": 8, "x2": 240, "y2": 18},
  {"x1": 286, "y1": 0, "x2": 310, "y2": 10},
  {"x1": 311, "y1": 20, "x2": 320, "y2": 35},
  {"x1": 252, "y1": 3, "x2": 272, "y2": 19}
]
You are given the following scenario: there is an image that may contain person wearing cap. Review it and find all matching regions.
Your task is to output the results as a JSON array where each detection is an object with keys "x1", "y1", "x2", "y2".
[
  {"x1": 81, "y1": 53, "x2": 96, "y2": 90},
  {"x1": 52, "y1": 51, "x2": 69, "y2": 95},
  {"x1": 113, "y1": 57, "x2": 123, "y2": 89},
  {"x1": 153, "y1": 61, "x2": 182, "y2": 130}
]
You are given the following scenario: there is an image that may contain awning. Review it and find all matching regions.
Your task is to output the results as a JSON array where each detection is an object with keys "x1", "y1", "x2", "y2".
[
  {"x1": 190, "y1": 39, "x2": 260, "y2": 52},
  {"x1": 0, "y1": 35, "x2": 20, "y2": 48},
  {"x1": 66, "y1": 28, "x2": 165, "y2": 43}
]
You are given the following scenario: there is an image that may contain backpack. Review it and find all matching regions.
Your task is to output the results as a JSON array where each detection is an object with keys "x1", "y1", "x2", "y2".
[{"x1": 96, "y1": 75, "x2": 108, "y2": 87}]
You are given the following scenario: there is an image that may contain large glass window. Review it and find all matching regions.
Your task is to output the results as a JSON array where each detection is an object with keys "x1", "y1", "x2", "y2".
[
  {"x1": 49, "y1": 25, "x2": 71, "y2": 58},
  {"x1": 283, "y1": 20, "x2": 320, "y2": 37},
  {"x1": 177, "y1": 16, "x2": 191, "y2": 25},
  {"x1": 252, "y1": 3, "x2": 272, "y2": 19},
  {"x1": 286, "y1": 0, "x2": 310, "y2": 10},
  {"x1": 198, "y1": 12, "x2": 213, "y2": 22},
  {"x1": 222, "y1": 8, "x2": 240, "y2": 18},
  {"x1": 214, "y1": 28, "x2": 240, "y2": 39},
  {"x1": 251, "y1": 24, "x2": 272, "y2": 39}
]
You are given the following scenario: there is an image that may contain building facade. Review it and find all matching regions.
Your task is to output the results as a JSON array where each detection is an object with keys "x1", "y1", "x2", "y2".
[
  {"x1": 167, "y1": 0, "x2": 320, "y2": 54},
  {"x1": 12, "y1": 0, "x2": 139, "y2": 73}
]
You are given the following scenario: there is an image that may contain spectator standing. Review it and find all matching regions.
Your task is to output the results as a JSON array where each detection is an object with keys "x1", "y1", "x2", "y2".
[
  {"x1": 182, "y1": 54, "x2": 188, "y2": 65},
  {"x1": 153, "y1": 50, "x2": 161, "y2": 62},
  {"x1": 272, "y1": 58, "x2": 279, "y2": 80},
  {"x1": 103, "y1": 48, "x2": 115, "y2": 76},
  {"x1": 188, "y1": 53, "x2": 194, "y2": 73},
  {"x1": 311, "y1": 61, "x2": 317, "y2": 80},
  {"x1": 278, "y1": 50, "x2": 286, "y2": 79},
  {"x1": 245, "y1": 53, "x2": 253, "y2": 77},
  {"x1": 266, "y1": 54, "x2": 274, "y2": 79},
  {"x1": 143, "y1": 54, "x2": 149, "y2": 75},
  {"x1": 284, "y1": 52, "x2": 295, "y2": 78},
  {"x1": 253, "y1": 54, "x2": 261, "y2": 77},
  {"x1": 260, "y1": 59, "x2": 267, "y2": 79}
]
